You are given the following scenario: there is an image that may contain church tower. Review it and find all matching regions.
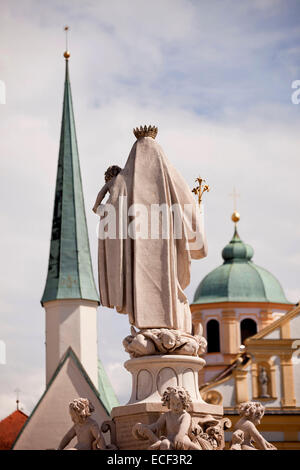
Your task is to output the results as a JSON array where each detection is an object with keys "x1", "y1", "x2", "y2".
[
  {"x1": 192, "y1": 211, "x2": 292, "y2": 384},
  {"x1": 41, "y1": 51, "x2": 99, "y2": 388}
]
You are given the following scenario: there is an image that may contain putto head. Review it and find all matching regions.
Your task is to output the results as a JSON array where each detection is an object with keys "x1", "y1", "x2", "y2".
[
  {"x1": 238, "y1": 401, "x2": 265, "y2": 424},
  {"x1": 161, "y1": 386, "x2": 192, "y2": 412},
  {"x1": 69, "y1": 398, "x2": 95, "y2": 423},
  {"x1": 104, "y1": 165, "x2": 122, "y2": 183}
]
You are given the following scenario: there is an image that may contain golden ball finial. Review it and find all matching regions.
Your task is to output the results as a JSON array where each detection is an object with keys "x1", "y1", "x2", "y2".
[
  {"x1": 63, "y1": 26, "x2": 70, "y2": 60},
  {"x1": 231, "y1": 210, "x2": 240, "y2": 223}
]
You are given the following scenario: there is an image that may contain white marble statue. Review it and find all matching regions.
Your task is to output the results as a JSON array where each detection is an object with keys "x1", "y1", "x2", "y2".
[
  {"x1": 93, "y1": 126, "x2": 207, "y2": 335},
  {"x1": 57, "y1": 398, "x2": 106, "y2": 450},
  {"x1": 232, "y1": 401, "x2": 277, "y2": 450}
]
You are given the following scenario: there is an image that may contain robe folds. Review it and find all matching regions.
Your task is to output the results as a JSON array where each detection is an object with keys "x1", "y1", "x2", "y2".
[{"x1": 96, "y1": 136, "x2": 207, "y2": 334}]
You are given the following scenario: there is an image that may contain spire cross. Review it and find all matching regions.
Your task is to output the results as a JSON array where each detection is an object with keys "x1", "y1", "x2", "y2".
[
  {"x1": 229, "y1": 187, "x2": 240, "y2": 211},
  {"x1": 64, "y1": 26, "x2": 69, "y2": 51},
  {"x1": 14, "y1": 388, "x2": 21, "y2": 410},
  {"x1": 63, "y1": 26, "x2": 71, "y2": 60}
]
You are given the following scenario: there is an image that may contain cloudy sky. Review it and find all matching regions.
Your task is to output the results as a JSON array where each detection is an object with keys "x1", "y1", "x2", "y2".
[{"x1": 0, "y1": 0, "x2": 300, "y2": 418}]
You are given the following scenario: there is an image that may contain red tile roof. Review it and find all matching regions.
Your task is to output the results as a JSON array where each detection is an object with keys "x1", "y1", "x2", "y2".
[{"x1": 0, "y1": 410, "x2": 28, "y2": 450}]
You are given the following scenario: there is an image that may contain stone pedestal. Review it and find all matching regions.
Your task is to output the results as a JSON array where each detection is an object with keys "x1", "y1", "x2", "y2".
[{"x1": 109, "y1": 355, "x2": 224, "y2": 450}]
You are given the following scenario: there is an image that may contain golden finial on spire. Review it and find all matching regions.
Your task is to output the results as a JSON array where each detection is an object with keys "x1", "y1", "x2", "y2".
[
  {"x1": 63, "y1": 26, "x2": 70, "y2": 60},
  {"x1": 231, "y1": 210, "x2": 240, "y2": 223},
  {"x1": 192, "y1": 177, "x2": 210, "y2": 206},
  {"x1": 229, "y1": 187, "x2": 240, "y2": 223}
]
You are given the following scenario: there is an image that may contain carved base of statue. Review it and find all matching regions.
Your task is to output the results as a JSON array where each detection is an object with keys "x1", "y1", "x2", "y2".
[
  {"x1": 125, "y1": 354, "x2": 205, "y2": 404},
  {"x1": 104, "y1": 355, "x2": 227, "y2": 450}
]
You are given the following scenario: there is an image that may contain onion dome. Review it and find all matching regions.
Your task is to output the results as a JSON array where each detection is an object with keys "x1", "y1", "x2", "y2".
[{"x1": 193, "y1": 214, "x2": 291, "y2": 305}]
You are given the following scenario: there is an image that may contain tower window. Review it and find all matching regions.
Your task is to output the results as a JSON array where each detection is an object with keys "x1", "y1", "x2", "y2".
[
  {"x1": 206, "y1": 319, "x2": 220, "y2": 353},
  {"x1": 240, "y1": 318, "x2": 257, "y2": 344}
]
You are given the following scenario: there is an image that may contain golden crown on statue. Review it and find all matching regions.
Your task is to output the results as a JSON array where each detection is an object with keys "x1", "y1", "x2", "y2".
[{"x1": 133, "y1": 125, "x2": 158, "y2": 140}]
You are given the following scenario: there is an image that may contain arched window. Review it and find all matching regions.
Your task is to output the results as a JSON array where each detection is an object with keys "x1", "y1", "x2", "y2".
[
  {"x1": 240, "y1": 318, "x2": 257, "y2": 344},
  {"x1": 206, "y1": 319, "x2": 220, "y2": 353}
]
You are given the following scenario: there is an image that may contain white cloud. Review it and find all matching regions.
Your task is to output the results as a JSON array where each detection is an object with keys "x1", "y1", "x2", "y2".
[
  {"x1": 105, "y1": 361, "x2": 131, "y2": 404},
  {"x1": 1, "y1": 0, "x2": 300, "y2": 417}
]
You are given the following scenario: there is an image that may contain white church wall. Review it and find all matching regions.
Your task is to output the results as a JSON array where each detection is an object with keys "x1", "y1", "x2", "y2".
[
  {"x1": 204, "y1": 354, "x2": 224, "y2": 364},
  {"x1": 215, "y1": 378, "x2": 236, "y2": 407},
  {"x1": 201, "y1": 308, "x2": 222, "y2": 317},
  {"x1": 246, "y1": 364, "x2": 253, "y2": 400},
  {"x1": 271, "y1": 355, "x2": 282, "y2": 408},
  {"x1": 201, "y1": 310, "x2": 222, "y2": 333},
  {"x1": 292, "y1": 349, "x2": 300, "y2": 406},
  {"x1": 264, "y1": 329, "x2": 280, "y2": 340},
  {"x1": 204, "y1": 369, "x2": 222, "y2": 382},
  {"x1": 234, "y1": 308, "x2": 260, "y2": 316},
  {"x1": 45, "y1": 299, "x2": 99, "y2": 388},
  {"x1": 290, "y1": 315, "x2": 300, "y2": 338},
  {"x1": 271, "y1": 310, "x2": 286, "y2": 321},
  {"x1": 79, "y1": 304, "x2": 99, "y2": 388}
]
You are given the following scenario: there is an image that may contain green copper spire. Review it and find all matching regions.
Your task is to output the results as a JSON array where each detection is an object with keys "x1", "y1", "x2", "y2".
[{"x1": 41, "y1": 58, "x2": 99, "y2": 305}]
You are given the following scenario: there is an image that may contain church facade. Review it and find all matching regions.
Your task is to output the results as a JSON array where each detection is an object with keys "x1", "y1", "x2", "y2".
[{"x1": 192, "y1": 212, "x2": 300, "y2": 449}]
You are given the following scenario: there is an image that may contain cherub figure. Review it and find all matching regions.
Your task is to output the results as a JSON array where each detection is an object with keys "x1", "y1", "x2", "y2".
[
  {"x1": 230, "y1": 430, "x2": 244, "y2": 450},
  {"x1": 57, "y1": 398, "x2": 106, "y2": 450},
  {"x1": 132, "y1": 386, "x2": 201, "y2": 450},
  {"x1": 233, "y1": 401, "x2": 277, "y2": 450},
  {"x1": 92, "y1": 165, "x2": 122, "y2": 214}
]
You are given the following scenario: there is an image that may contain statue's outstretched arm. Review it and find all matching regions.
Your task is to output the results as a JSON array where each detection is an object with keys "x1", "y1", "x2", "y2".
[
  {"x1": 57, "y1": 426, "x2": 76, "y2": 450},
  {"x1": 92, "y1": 183, "x2": 109, "y2": 213}
]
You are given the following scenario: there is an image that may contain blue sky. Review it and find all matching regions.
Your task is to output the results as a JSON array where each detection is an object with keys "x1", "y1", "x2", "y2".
[{"x1": 0, "y1": 0, "x2": 300, "y2": 417}]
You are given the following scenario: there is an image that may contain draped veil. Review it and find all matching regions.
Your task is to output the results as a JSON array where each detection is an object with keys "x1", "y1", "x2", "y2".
[{"x1": 96, "y1": 137, "x2": 207, "y2": 334}]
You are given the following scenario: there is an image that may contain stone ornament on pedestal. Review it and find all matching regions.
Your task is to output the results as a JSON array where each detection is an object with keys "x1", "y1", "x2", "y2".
[
  {"x1": 123, "y1": 327, "x2": 207, "y2": 359},
  {"x1": 131, "y1": 386, "x2": 230, "y2": 450}
]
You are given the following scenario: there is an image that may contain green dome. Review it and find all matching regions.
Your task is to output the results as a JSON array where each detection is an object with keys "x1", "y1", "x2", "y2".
[{"x1": 193, "y1": 226, "x2": 291, "y2": 305}]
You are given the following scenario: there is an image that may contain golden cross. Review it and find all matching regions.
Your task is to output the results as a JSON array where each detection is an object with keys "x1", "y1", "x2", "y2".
[
  {"x1": 229, "y1": 187, "x2": 240, "y2": 211},
  {"x1": 192, "y1": 177, "x2": 210, "y2": 206},
  {"x1": 64, "y1": 25, "x2": 69, "y2": 51}
]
